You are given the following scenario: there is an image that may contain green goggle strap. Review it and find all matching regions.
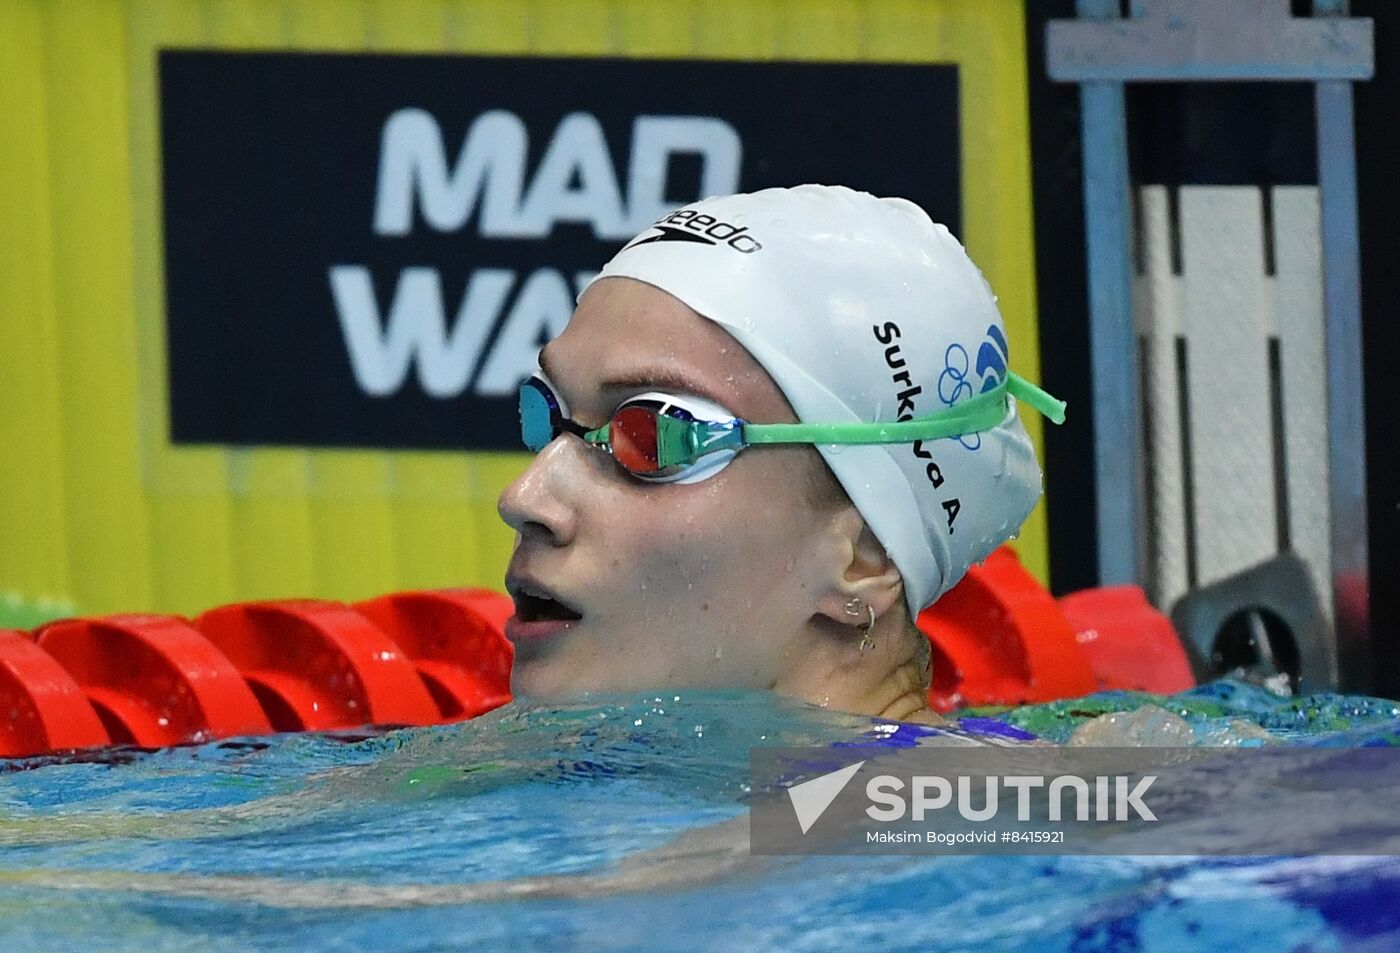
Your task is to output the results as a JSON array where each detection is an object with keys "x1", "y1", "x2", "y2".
[
  {"x1": 583, "y1": 371, "x2": 1067, "y2": 471},
  {"x1": 745, "y1": 372, "x2": 1065, "y2": 445}
]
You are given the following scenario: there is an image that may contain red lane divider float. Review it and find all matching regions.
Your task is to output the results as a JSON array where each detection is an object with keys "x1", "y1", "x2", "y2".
[
  {"x1": 919, "y1": 547, "x2": 1098, "y2": 713},
  {"x1": 35, "y1": 615, "x2": 272, "y2": 748},
  {"x1": 1, "y1": 629, "x2": 109, "y2": 757},
  {"x1": 918, "y1": 547, "x2": 1192, "y2": 712},
  {"x1": 1059, "y1": 586, "x2": 1195, "y2": 695},
  {"x1": 194, "y1": 600, "x2": 442, "y2": 732},
  {"x1": 2, "y1": 590, "x2": 514, "y2": 759},
  {"x1": 353, "y1": 588, "x2": 513, "y2": 721}
]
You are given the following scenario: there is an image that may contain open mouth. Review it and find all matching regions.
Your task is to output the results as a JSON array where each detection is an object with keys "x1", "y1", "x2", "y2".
[{"x1": 509, "y1": 583, "x2": 583, "y2": 624}]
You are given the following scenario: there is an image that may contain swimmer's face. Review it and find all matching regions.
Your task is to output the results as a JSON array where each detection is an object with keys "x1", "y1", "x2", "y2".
[{"x1": 497, "y1": 277, "x2": 853, "y2": 696}]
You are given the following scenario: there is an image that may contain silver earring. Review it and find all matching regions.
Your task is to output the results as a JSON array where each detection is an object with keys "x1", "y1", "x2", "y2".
[
  {"x1": 843, "y1": 597, "x2": 864, "y2": 619},
  {"x1": 859, "y1": 604, "x2": 876, "y2": 652}
]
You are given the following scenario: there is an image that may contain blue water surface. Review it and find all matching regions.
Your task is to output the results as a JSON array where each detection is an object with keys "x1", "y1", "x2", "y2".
[{"x1": 2, "y1": 682, "x2": 1399, "y2": 953}]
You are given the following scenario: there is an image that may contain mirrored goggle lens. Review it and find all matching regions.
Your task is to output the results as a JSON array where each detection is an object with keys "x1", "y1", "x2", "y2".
[
  {"x1": 519, "y1": 379, "x2": 558, "y2": 451},
  {"x1": 610, "y1": 405, "x2": 665, "y2": 475}
]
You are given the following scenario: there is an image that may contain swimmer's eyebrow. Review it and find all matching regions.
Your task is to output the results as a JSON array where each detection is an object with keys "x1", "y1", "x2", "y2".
[{"x1": 538, "y1": 346, "x2": 730, "y2": 406}]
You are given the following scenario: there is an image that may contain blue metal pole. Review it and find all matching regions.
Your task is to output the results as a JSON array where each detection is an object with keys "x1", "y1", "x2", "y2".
[{"x1": 1075, "y1": 0, "x2": 1143, "y2": 587}]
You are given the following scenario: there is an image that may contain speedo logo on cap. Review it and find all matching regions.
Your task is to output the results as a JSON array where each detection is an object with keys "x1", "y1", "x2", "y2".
[{"x1": 623, "y1": 208, "x2": 763, "y2": 254}]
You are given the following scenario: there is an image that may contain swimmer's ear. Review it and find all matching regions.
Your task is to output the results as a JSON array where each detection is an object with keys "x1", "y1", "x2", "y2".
[{"x1": 815, "y1": 506, "x2": 905, "y2": 626}]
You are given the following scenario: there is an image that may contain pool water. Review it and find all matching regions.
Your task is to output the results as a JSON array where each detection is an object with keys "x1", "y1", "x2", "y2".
[{"x1": 2, "y1": 682, "x2": 1399, "y2": 952}]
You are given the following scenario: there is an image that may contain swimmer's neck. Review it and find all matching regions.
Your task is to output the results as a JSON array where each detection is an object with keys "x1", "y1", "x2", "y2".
[
  {"x1": 776, "y1": 624, "x2": 944, "y2": 725},
  {"x1": 870, "y1": 658, "x2": 944, "y2": 725}
]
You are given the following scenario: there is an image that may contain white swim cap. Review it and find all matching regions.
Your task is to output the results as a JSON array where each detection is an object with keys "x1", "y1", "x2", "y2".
[{"x1": 587, "y1": 185, "x2": 1043, "y2": 616}]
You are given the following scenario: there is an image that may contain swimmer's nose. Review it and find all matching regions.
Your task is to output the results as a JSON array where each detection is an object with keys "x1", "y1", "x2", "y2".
[{"x1": 497, "y1": 438, "x2": 580, "y2": 546}]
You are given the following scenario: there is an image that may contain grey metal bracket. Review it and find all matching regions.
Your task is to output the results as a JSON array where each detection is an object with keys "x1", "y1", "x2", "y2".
[
  {"x1": 1049, "y1": 0, "x2": 1373, "y2": 82},
  {"x1": 1046, "y1": 0, "x2": 1374, "y2": 690}
]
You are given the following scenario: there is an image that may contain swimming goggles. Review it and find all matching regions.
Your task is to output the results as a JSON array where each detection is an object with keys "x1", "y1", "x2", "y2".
[{"x1": 518, "y1": 372, "x2": 1066, "y2": 484}]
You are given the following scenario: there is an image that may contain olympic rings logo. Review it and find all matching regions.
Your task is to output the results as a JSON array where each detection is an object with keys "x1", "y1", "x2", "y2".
[{"x1": 937, "y1": 325, "x2": 1010, "y2": 451}]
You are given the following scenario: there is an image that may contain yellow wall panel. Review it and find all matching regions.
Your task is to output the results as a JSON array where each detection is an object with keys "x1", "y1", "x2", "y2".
[
  {"x1": 776, "y1": 0, "x2": 862, "y2": 59},
  {"x1": 41, "y1": 1, "x2": 155, "y2": 612},
  {"x1": 527, "y1": 0, "x2": 615, "y2": 56},
  {"x1": 367, "y1": 0, "x2": 451, "y2": 50},
  {"x1": 446, "y1": 0, "x2": 530, "y2": 52},
  {"x1": 0, "y1": 0, "x2": 1048, "y2": 618},
  {"x1": 0, "y1": 0, "x2": 69, "y2": 603},
  {"x1": 614, "y1": 0, "x2": 699, "y2": 57}
]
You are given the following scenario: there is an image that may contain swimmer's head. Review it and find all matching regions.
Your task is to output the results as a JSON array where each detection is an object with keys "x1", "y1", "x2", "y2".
[{"x1": 498, "y1": 185, "x2": 1047, "y2": 713}]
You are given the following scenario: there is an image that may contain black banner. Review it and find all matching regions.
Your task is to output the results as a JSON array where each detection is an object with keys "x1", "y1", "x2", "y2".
[{"x1": 160, "y1": 51, "x2": 960, "y2": 449}]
